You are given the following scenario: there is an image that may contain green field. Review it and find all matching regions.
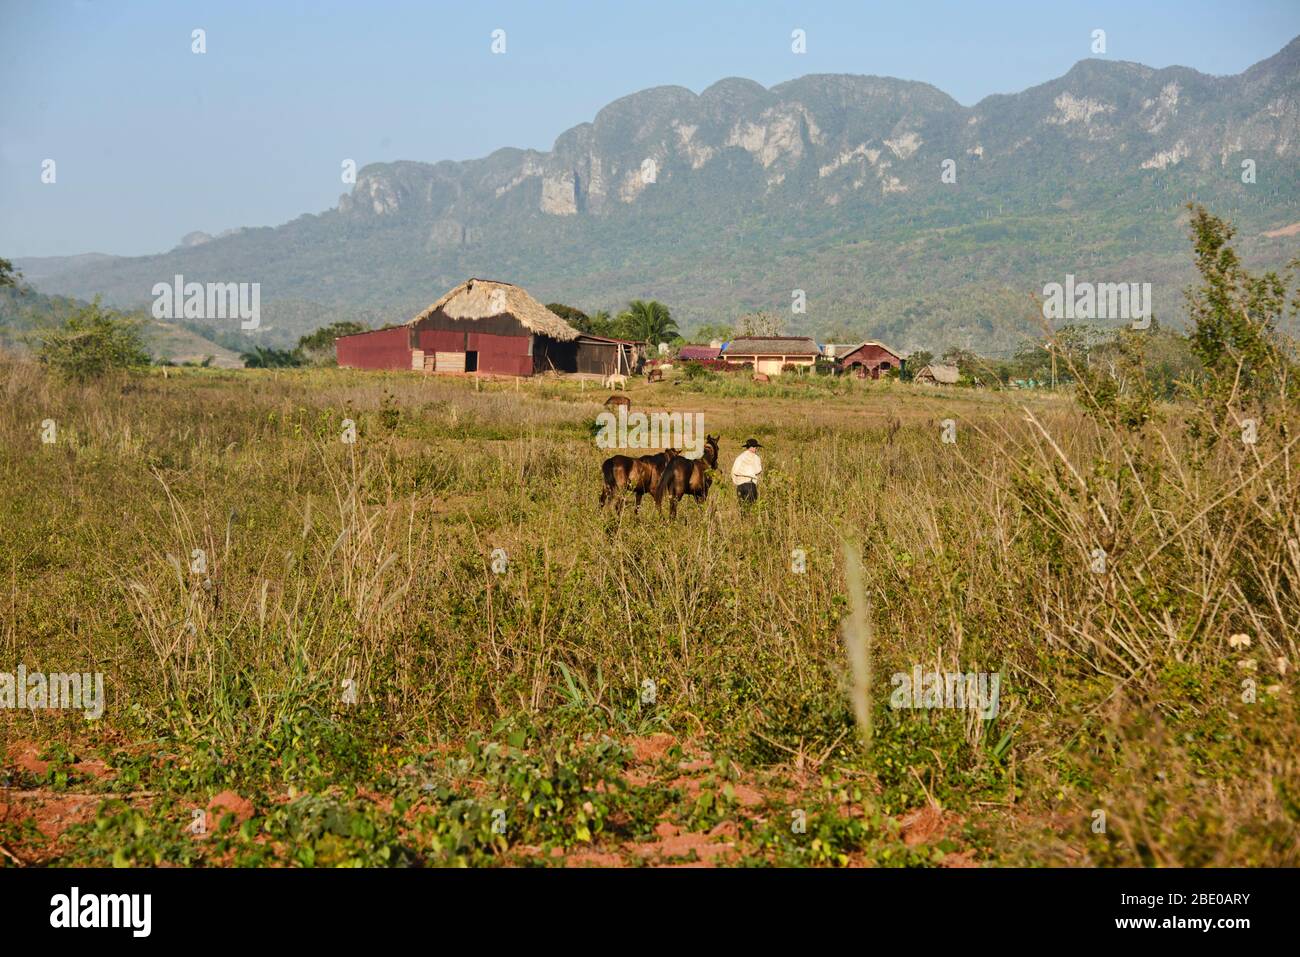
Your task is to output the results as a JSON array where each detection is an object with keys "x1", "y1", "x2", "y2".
[{"x1": 2, "y1": 346, "x2": 1296, "y2": 867}]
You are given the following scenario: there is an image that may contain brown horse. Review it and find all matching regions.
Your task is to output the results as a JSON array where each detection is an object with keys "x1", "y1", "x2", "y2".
[
  {"x1": 604, "y1": 394, "x2": 632, "y2": 412},
  {"x1": 600, "y1": 448, "x2": 679, "y2": 512},
  {"x1": 652, "y1": 435, "x2": 719, "y2": 518}
]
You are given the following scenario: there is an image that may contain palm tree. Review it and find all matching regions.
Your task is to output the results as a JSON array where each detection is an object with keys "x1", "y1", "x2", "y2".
[
  {"x1": 617, "y1": 300, "x2": 677, "y2": 347},
  {"x1": 240, "y1": 345, "x2": 302, "y2": 368}
]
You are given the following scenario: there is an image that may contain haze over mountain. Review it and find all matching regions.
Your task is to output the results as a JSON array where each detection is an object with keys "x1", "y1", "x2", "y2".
[{"x1": 18, "y1": 37, "x2": 1300, "y2": 352}]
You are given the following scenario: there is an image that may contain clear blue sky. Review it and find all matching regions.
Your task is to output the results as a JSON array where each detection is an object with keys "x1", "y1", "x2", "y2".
[{"x1": 2, "y1": 0, "x2": 1297, "y2": 257}]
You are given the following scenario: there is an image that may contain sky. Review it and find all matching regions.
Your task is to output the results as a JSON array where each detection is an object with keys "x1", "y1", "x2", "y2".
[{"x1": 2, "y1": 0, "x2": 1297, "y2": 258}]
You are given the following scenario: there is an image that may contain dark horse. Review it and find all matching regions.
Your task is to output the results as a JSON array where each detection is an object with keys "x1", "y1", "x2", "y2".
[
  {"x1": 600, "y1": 448, "x2": 679, "y2": 512},
  {"x1": 652, "y1": 435, "x2": 719, "y2": 518}
]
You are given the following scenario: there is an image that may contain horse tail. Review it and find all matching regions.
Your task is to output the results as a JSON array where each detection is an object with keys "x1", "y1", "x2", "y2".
[
  {"x1": 652, "y1": 459, "x2": 678, "y2": 504},
  {"x1": 600, "y1": 456, "x2": 620, "y2": 507}
]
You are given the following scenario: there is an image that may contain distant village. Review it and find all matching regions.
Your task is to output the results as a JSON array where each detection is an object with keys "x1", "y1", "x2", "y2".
[{"x1": 334, "y1": 277, "x2": 964, "y2": 386}]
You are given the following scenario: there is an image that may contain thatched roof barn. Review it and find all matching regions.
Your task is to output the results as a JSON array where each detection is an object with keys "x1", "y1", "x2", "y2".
[
  {"x1": 337, "y1": 278, "x2": 634, "y2": 376},
  {"x1": 407, "y1": 279, "x2": 578, "y2": 342},
  {"x1": 915, "y1": 363, "x2": 961, "y2": 385}
]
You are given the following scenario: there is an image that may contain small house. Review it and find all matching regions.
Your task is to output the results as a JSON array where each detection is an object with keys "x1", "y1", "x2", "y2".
[
  {"x1": 837, "y1": 341, "x2": 902, "y2": 379},
  {"x1": 721, "y1": 336, "x2": 821, "y2": 375}
]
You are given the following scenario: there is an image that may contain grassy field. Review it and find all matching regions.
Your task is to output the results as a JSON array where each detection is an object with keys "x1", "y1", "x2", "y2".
[{"x1": 1, "y1": 354, "x2": 1297, "y2": 867}]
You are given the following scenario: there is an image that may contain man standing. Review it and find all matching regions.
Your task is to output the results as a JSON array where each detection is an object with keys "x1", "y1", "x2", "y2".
[{"x1": 731, "y1": 438, "x2": 763, "y2": 505}]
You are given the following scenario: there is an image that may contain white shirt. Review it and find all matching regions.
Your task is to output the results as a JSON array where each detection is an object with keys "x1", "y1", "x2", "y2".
[{"x1": 731, "y1": 449, "x2": 763, "y2": 485}]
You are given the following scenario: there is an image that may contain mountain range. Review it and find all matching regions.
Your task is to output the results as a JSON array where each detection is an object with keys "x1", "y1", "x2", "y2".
[{"x1": 15, "y1": 37, "x2": 1300, "y2": 353}]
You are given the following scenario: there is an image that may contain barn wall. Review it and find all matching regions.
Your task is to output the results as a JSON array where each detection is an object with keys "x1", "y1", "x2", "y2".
[
  {"x1": 841, "y1": 343, "x2": 900, "y2": 375},
  {"x1": 574, "y1": 341, "x2": 623, "y2": 375},
  {"x1": 335, "y1": 327, "x2": 413, "y2": 369},
  {"x1": 413, "y1": 314, "x2": 536, "y2": 375},
  {"x1": 474, "y1": 333, "x2": 533, "y2": 375}
]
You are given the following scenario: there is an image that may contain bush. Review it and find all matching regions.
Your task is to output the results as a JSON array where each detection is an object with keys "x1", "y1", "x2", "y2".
[
  {"x1": 36, "y1": 299, "x2": 151, "y2": 382},
  {"x1": 297, "y1": 321, "x2": 368, "y2": 366},
  {"x1": 241, "y1": 346, "x2": 304, "y2": 368},
  {"x1": 698, "y1": 358, "x2": 733, "y2": 372}
]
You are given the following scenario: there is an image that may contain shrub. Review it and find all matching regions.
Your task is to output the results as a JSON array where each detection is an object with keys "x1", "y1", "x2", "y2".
[
  {"x1": 297, "y1": 321, "x2": 368, "y2": 365},
  {"x1": 36, "y1": 299, "x2": 151, "y2": 382},
  {"x1": 240, "y1": 346, "x2": 304, "y2": 368}
]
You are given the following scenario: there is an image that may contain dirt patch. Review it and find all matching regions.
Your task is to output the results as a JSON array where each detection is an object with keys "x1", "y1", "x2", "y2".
[
  {"x1": 0, "y1": 790, "x2": 102, "y2": 863},
  {"x1": 628, "y1": 733, "x2": 676, "y2": 764},
  {"x1": 940, "y1": 849, "x2": 980, "y2": 868},
  {"x1": 6, "y1": 741, "x2": 49, "y2": 776},
  {"x1": 729, "y1": 783, "x2": 765, "y2": 808},
  {"x1": 206, "y1": 790, "x2": 255, "y2": 826},
  {"x1": 630, "y1": 820, "x2": 738, "y2": 865},
  {"x1": 563, "y1": 849, "x2": 625, "y2": 868},
  {"x1": 898, "y1": 804, "x2": 951, "y2": 846},
  {"x1": 1262, "y1": 221, "x2": 1300, "y2": 238}
]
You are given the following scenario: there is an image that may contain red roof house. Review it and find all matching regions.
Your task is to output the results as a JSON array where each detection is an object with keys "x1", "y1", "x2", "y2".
[{"x1": 837, "y1": 341, "x2": 902, "y2": 379}]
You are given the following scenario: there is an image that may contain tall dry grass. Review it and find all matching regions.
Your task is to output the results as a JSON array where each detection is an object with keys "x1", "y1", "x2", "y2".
[{"x1": 1, "y1": 332, "x2": 1296, "y2": 862}]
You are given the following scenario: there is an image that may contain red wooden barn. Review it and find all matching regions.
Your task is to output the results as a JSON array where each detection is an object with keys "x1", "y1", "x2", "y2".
[
  {"x1": 335, "y1": 278, "x2": 635, "y2": 376},
  {"x1": 837, "y1": 341, "x2": 903, "y2": 379}
]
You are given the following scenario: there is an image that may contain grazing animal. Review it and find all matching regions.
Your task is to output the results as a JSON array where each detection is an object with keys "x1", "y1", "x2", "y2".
[
  {"x1": 653, "y1": 435, "x2": 719, "y2": 518},
  {"x1": 600, "y1": 448, "x2": 679, "y2": 512},
  {"x1": 604, "y1": 394, "x2": 632, "y2": 412},
  {"x1": 604, "y1": 373, "x2": 628, "y2": 390},
  {"x1": 646, "y1": 367, "x2": 664, "y2": 383},
  {"x1": 752, "y1": 373, "x2": 770, "y2": 383}
]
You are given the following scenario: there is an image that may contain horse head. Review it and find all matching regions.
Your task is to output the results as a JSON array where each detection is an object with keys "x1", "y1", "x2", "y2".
[{"x1": 703, "y1": 435, "x2": 719, "y2": 469}]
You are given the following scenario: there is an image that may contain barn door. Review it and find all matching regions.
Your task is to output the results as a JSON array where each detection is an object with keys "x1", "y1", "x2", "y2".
[{"x1": 435, "y1": 351, "x2": 466, "y2": 373}]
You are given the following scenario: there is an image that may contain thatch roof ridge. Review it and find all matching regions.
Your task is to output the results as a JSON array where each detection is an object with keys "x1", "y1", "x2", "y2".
[
  {"x1": 725, "y1": 335, "x2": 821, "y2": 356},
  {"x1": 407, "y1": 278, "x2": 578, "y2": 341},
  {"x1": 920, "y1": 363, "x2": 961, "y2": 384}
]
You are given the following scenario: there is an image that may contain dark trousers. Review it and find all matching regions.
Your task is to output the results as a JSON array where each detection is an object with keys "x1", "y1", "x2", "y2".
[{"x1": 736, "y1": 481, "x2": 758, "y2": 504}]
